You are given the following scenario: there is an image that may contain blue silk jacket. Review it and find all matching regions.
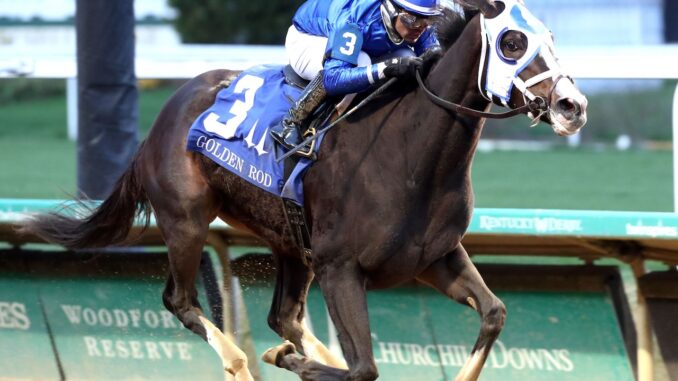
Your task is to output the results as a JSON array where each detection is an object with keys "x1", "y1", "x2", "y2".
[{"x1": 292, "y1": 0, "x2": 440, "y2": 95}]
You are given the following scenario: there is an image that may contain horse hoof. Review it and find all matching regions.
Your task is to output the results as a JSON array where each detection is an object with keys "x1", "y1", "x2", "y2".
[{"x1": 262, "y1": 340, "x2": 296, "y2": 366}]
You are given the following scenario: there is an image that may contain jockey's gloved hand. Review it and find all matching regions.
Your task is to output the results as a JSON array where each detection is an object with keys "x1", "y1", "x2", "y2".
[
  {"x1": 380, "y1": 56, "x2": 423, "y2": 79},
  {"x1": 419, "y1": 46, "x2": 443, "y2": 77}
]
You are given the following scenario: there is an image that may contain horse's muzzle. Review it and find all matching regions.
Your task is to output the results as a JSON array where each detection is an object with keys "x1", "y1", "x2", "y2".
[{"x1": 549, "y1": 79, "x2": 588, "y2": 136}]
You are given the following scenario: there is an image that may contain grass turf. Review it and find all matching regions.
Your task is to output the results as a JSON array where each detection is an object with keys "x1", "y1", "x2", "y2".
[
  {"x1": 472, "y1": 149, "x2": 673, "y2": 211},
  {"x1": 0, "y1": 88, "x2": 673, "y2": 211}
]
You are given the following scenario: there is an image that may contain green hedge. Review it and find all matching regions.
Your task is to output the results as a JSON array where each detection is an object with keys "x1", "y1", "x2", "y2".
[
  {"x1": 0, "y1": 79, "x2": 65, "y2": 105},
  {"x1": 168, "y1": 0, "x2": 304, "y2": 44}
]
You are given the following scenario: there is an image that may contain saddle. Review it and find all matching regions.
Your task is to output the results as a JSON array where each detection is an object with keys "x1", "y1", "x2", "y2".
[{"x1": 282, "y1": 65, "x2": 309, "y2": 90}]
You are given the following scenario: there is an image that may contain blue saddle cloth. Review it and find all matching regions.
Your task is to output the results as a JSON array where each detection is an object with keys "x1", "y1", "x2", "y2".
[{"x1": 186, "y1": 65, "x2": 320, "y2": 206}]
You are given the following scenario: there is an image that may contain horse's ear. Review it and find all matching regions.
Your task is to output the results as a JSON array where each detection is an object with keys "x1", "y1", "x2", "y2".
[{"x1": 454, "y1": 0, "x2": 501, "y2": 18}]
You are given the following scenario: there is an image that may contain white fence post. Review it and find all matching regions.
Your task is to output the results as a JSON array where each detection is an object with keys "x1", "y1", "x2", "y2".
[
  {"x1": 674, "y1": 82, "x2": 678, "y2": 212},
  {"x1": 67, "y1": 77, "x2": 78, "y2": 141},
  {"x1": 567, "y1": 133, "x2": 581, "y2": 148}
]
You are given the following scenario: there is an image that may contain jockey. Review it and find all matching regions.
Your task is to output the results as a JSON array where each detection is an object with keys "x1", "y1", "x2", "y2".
[{"x1": 270, "y1": 0, "x2": 443, "y2": 152}]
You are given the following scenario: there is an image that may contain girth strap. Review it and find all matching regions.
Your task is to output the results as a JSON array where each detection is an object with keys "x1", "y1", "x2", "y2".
[{"x1": 281, "y1": 199, "x2": 313, "y2": 266}]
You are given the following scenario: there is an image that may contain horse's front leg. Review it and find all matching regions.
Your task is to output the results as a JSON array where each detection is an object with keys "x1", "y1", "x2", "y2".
[
  {"x1": 416, "y1": 244, "x2": 506, "y2": 381},
  {"x1": 264, "y1": 254, "x2": 347, "y2": 368},
  {"x1": 317, "y1": 261, "x2": 378, "y2": 380},
  {"x1": 264, "y1": 260, "x2": 377, "y2": 381}
]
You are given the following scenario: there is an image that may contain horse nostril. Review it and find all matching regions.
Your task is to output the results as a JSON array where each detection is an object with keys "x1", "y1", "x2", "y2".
[{"x1": 556, "y1": 98, "x2": 580, "y2": 117}]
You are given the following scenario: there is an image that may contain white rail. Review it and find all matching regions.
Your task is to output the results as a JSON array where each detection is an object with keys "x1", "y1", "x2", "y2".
[
  {"x1": 0, "y1": 45, "x2": 286, "y2": 79},
  {"x1": 675, "y1": 85, "x2": 678, "y2": 212}
]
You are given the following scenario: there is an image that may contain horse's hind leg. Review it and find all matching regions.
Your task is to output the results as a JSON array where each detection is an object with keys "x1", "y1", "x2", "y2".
[
  {"x1": 264, "y1": 254, "x2": 347, "y2": 368},
  {"x1": 416, "y1": 244, "x2": 506, "y2": 381},
  {"x1": 162, "y1": 273, "x2": 251, "y2": 380},
  {"x1": 152, "y1": 194, "x2": 253, "y2": 381}
]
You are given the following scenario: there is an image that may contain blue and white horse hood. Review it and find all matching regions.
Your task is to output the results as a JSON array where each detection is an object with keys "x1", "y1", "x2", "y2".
[{"x1": 480, "y1": 0, "x2": 554, "y2": 102}]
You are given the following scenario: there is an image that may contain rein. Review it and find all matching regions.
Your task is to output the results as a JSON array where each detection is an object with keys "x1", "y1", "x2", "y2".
[
  {"x1": 278, "y1": 63, "x2": 559, "y2": 162},
  {"x1": 415, "y1": 70, "x2": 548, "y2": 119}
]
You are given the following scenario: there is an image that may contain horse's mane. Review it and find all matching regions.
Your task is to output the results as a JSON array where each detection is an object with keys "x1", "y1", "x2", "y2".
[{"x1": 433, "y1": 7, "x2": 473, "y2": 51}]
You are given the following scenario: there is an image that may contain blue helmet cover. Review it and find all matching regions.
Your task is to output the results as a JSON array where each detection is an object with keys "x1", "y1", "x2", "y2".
[{"x1": 390, "y1": 0, "x2": 442, "y2": 16}]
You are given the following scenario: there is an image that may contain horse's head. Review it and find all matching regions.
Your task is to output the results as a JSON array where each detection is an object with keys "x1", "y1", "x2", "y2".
[{"x1": 459, "y1": 0, "x2": 588, "y2": 135}]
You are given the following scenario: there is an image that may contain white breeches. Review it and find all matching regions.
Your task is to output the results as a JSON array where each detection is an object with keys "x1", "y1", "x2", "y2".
[{"x1": 285, "y1": 25, "x2": 372, "y2": 80}]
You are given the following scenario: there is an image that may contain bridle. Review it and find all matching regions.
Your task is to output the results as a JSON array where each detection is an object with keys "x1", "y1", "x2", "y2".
[{"x1": 415, "y1": 6, "x2": 572, "y2": 121}]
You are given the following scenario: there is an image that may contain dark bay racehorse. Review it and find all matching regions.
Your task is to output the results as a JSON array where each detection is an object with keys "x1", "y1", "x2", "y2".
[{"x1": 19, "y1": 1, "x2": 587, "y2": 380}]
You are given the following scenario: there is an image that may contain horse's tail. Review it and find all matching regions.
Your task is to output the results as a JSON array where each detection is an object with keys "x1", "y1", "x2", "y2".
[{"x1": 17, "y1": 142, "x2": 152, "y2": 250}]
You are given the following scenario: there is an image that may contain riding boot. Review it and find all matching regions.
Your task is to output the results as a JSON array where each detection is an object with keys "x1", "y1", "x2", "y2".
[{"x1": 270, "y1": 71, "x2": 327, "y2": 152}]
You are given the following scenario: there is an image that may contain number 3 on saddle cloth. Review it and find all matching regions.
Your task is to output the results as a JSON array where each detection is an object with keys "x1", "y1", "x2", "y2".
[{"x1": 186, "y1": 64, "x2": 329, "y2": 208}]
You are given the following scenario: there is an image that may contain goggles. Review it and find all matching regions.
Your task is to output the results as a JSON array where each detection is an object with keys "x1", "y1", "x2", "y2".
[{"x1": 398, "y1": 11, "x2": 429, "y2": 29}]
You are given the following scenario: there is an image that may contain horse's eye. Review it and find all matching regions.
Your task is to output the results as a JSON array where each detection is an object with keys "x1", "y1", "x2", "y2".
[{"x1": 499, "y1": 31, "x2": 527, "y2": 60}]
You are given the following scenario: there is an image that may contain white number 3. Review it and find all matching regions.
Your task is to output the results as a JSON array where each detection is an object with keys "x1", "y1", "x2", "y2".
[
  {"x1": 339, "y1": 32, "x2": 357, "y2": 56},
  {"x1": 203, "y1": 74, "x2": 264, "y2": 139}
]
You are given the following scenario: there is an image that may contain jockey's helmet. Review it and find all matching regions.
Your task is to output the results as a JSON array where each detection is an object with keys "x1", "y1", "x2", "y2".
[{"x1": 390, "y1": 0, "x2": 442, "y2": 17}]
